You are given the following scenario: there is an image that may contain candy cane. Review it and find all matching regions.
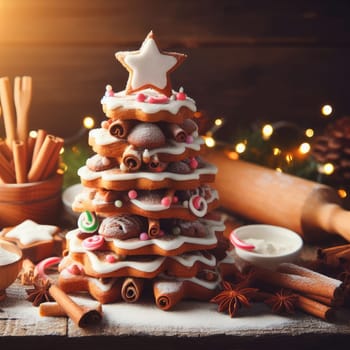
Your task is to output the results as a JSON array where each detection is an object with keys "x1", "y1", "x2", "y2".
[
  {"x1": 188, "y1": 195, "x2": 207, "y2": 217},
  {"x1": 229, "y1": 231, "x2": 255, "y2": 251},
  {"x1": 34, "y1": 256, "x2": 62, "y2": 280}
]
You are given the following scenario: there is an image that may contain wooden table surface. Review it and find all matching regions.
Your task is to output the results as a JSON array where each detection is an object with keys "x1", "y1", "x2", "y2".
[{"x1": 1, "y1": 245, "x2": 350, "y2": 350}]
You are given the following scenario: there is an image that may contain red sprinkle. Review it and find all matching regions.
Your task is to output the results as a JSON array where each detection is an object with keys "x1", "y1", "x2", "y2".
[
  {"x1": 161, "y1": 196, "x2": 171, "y2": 207},
  {"x1": 128, "y1": 189, "x2": 138, "y2": 199},
  {"x1": 136, "y1": 93, "x2": 146, "y2": 102},
  {"x1": 139, "y1": 232, "x2": 149, "y2": 241},
  {"x1": 106, "y1": 254, "x2": 117, "y2": 263}
]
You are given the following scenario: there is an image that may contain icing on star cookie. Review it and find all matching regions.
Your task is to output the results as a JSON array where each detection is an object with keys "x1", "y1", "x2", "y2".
[{"x1": 115, "y1": 31, "x2": 187, "y2": 97}]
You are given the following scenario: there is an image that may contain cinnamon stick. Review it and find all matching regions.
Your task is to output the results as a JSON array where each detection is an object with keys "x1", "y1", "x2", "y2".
[
  {"x1": 41, "y1": 136, "x2": 64, "y2": 180},
  {"x1": 120, "y1": 145, "x2": 142, "y2": 172},
  {"x1": 153, "y1": 280, "x2": 185, "y2": 310},
  {"x1": 12, "y1": 140, "x2": 27, "y2": 183},
  {"x1": 0, "y1": 151, "x2": 15, "y2": 183},
  {"x1": 121, "y1": 277, "x2": 144, "y2": 303},
  {"x1": 28, "y1": 134, "x2": 57, "y2": 182},
  {"x1": 31, "y1": 129, "x2": 47, "y2": 164},
  {"x1": 39, "y1": 301, "x2": 102, "y2": 318},
  {"x1": 148, "y1": 218, "x2": 160, "y2": 238},
  {"x1": 277, "y1": 263, "x2": 344, "y2": 299},
  {"x1": 253, "y1": 266, "x2": 344, "y2": 300},
  {"x1": 0, "y1": 138, "x2": 13, "y2": 161},
  {"x1": 19, "y1": 258, "x2": 36, "y2": 285},
  {"x1": 48, "y1": 284, "x2": 102, "y2": 328},
  {"x1": 0, "y1": 77, "x2": 17, "y2": 147},
  {"x1": 163, "y1": 123, "x2": 187, "y2": 142},
  {"x1": 296, "y1": 295, "x2": 336, "y2": 322},
  {"x1": 108, "y1": 119, "x2": 136, "y2": 138}
]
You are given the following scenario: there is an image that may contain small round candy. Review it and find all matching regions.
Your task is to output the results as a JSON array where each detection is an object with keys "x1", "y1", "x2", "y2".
[
  {"x1": 114, "y1": 200, "x2": 123, "y2": 208},
  {"x1": 106, "y1": 254, "x2": 117, "y2": 263},
  {"x1": 128, "y1": 190, "x2": 138, "y2": 199},
  {"x1": 78, "y1": 211, "x2": 99, "y2": 233},
  {"x1": 82, "y1": 235, "x2": 104, "y2": 251},
  {"x1": 161, "y1": 196, "x2": 171, "y2": 207},
  {"x1": 136, "y1": 92, "x2": 146, "y2": 102},
  {"x1": 139, "y1": 232, "x2": 149, "y2": 241}
]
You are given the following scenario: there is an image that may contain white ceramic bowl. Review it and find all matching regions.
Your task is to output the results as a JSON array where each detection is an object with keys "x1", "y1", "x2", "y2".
[
  {"x1": 62, "y1": 183, "x2": 83, "y2": 219},
  {"x1": 230, "y1": 224, "x2": 303, "y2": 270}
]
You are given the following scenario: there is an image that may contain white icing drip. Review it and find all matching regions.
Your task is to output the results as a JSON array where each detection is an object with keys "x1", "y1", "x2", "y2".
[
  {"x1": 89, "y1": 128, "x2": 122, "y2": 146},
  {"x1": 101, "y1": 89, "x2": 196, "y2": 114},
  {"x1": 0, "y1": 246, "x2": 20, "y2": 265},
  {"x1": 60, "y1": 268, "x2": 115, "y2": 292},
  {"x1": 5, "y1": 220, "x2": 57, "y2": 245},
  {"x1": 106, "y1": 219, "x2": 219, "y2": 251},
  {"x1": 129, "y1": 188, "x2": 218, "y2": 213},
  {"x1": 147, "y1": 138, "x2": 204, "y2": 156},
  {"x1": 85, "y1": 252, "x2": 166, "y2": 274},
  {"x1": 171, "y1": 252, "x2": 216, "y2": 267},
  {"x1": 78, "y1": 162, "x2": 217, "y2": 182},
  {"x1": 66, "y1": 219, "x2": 223, "y2": 254}
]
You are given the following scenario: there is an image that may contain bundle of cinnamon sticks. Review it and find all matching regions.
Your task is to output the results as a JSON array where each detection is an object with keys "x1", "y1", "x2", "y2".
[
  {"x1": 0, "y1": 76, "x2": 63, "y2": 184},
  {"x1": 252, "y1": 262, "x2": 346, "y2": 321}
]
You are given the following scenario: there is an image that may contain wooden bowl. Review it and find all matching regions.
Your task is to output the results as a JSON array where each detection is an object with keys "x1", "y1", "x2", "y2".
[
  {"x1": 0, "y1": 173, "x2": 63, "y2": 227},
  {"x1": 0, "y1": 240, "x2": 23, "y2": 301}
]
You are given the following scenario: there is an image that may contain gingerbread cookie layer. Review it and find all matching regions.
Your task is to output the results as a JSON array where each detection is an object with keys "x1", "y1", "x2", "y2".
[{"x1": 78, "y1": 160, "x2": 217, "y2": 191}]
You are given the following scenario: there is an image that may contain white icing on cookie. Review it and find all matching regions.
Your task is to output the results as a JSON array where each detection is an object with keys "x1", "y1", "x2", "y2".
[
  {"x1": 60, "y1": 268, "x2": 116, "y2": 292},
  {"x1": 129, "y1": 188, "x2": 218, "y2": 212},
  {"x1": 89, "y1": 128, "x2": 122, "y2": 146},
  {"x1": 78, "y1": 162, "x2": 217, "y2": 182},
  {"x1": 66, "y1": 219, "x2": 223, "y2": 255},
  {"x1": 5, "y1": 220, "x2": 58, "y2": 245},
  {"x1": 101, "y1": 89, "x2": 196, "y2": 115},
  {"x1": 123, "y1": 37, "x2": 177, "y2": 90}
]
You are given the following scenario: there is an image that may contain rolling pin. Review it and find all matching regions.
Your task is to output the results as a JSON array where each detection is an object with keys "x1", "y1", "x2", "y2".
[{"x1": 205, "y1": 149, "x2": 350, "y2": 242}]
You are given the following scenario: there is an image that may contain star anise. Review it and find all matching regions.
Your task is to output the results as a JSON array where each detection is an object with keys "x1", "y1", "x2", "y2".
[
  {"x1": 26, "y1": 278, "x2": 53, "y2": 306},
  {"x1": 264, "y1": 289, "x2": 298, "y2": 314},
  {"x1": 210, "y1": 280, "x2": 258, "y2": 317}
]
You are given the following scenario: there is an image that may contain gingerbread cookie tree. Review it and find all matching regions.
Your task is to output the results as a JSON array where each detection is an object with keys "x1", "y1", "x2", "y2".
[{"x1": 58, "y1": 32, "x2": 225, "y2": 309}]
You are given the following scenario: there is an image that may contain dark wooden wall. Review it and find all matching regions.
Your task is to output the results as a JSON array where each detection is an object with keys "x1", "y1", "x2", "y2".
[{"x1": 1, "y1": 0, "x2": 350, "y2": 142}]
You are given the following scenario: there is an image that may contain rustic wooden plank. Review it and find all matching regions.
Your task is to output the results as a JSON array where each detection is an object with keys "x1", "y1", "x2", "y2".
[
  {"x1": 0, "y1": 45, "x2": 349, "y2": 140},
  {"x1": 0, "y1": 0, "x2": 349, "y2": 46}
]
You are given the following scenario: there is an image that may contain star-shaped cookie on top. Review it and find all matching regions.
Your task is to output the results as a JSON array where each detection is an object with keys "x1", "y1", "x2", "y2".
[{"x1": 115, "y1": 31, "x2": 187, "y2": 97}]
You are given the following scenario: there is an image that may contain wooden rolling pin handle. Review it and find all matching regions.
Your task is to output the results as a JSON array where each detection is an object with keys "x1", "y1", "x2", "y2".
[{"x1": 205, "y1": 149, "x2": 350, "y2": 243}]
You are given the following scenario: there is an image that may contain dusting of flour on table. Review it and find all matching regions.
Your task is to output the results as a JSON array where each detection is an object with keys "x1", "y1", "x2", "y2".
[
  {"x1": 244, "y1": 238, "x2": 292, "y2": 255},
  {"x1": 0, "y1": 246, "x2": 20, "y2": 265}
]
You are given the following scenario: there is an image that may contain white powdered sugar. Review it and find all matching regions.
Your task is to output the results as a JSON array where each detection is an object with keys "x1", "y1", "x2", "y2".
[{"x1": 0, "y1": 246, "x2": 20, "y2": 265}]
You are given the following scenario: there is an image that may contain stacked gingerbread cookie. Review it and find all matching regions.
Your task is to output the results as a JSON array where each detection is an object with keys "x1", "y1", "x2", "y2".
[{"x1": 58, "y1": 32, "x2": 225, "y2": 310}]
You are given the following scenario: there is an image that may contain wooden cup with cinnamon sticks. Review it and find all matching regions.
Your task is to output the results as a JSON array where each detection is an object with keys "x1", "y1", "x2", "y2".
[{"x1": 0, "y1": 76, "x2": 64, "y2": 226}]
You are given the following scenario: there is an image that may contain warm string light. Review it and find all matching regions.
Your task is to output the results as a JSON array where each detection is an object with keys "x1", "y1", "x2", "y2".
[
  {"x1": 321, "y1": 104, "x2": 333, "y2": 117},
  {"x1": 204, "y1": 117, "x2": 225, "y2": 148}
]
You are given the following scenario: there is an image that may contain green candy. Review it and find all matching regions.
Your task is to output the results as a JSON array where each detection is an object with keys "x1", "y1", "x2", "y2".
[{"x1": 78, "y1": 211, "x2": 99, "y2": 233}]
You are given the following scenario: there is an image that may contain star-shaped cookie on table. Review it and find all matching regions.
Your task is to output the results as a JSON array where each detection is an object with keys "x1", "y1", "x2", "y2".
[
  {"x1": 3, "y1": 219, "x2": 59, "y2": 245},
  {"x1": 115, "y1": 31, "x2": 187, "y2": 97}
]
